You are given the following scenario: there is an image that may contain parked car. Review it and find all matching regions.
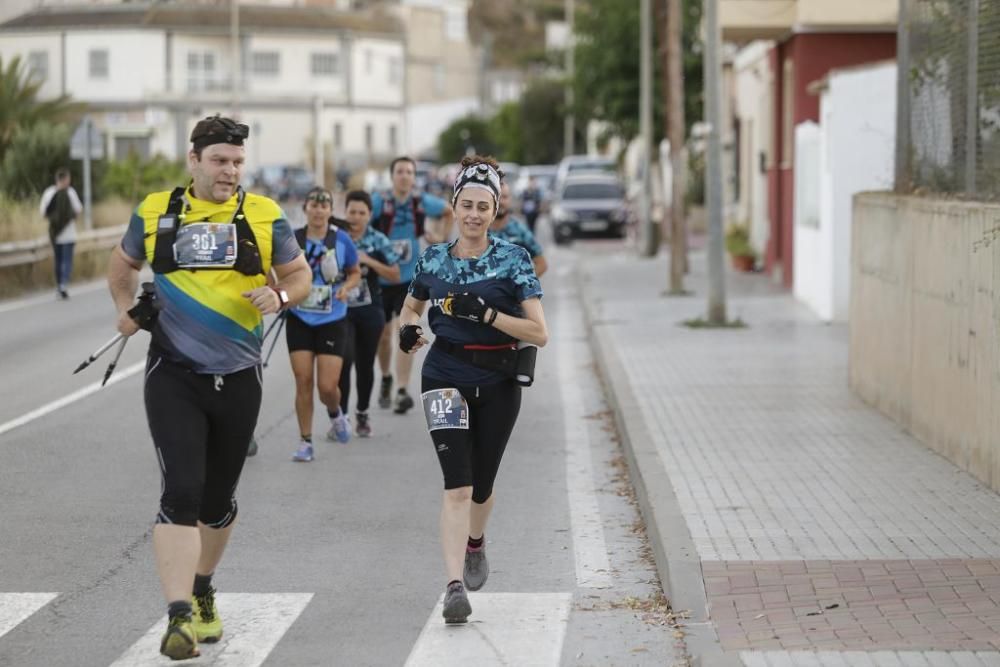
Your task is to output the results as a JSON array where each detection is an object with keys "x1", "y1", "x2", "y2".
[
  {"x1": 554, "y1": 155, "x2": 617, "y2": 191},
  {"x1": 512, "y1": 164, "x2": 558, "y2": 200},
  {"x1": 248, "y1": 165, "x2": 316, "y2": 201},
  {"x1": 550, "y1": 173, "x2": 630, "y2": 244}
]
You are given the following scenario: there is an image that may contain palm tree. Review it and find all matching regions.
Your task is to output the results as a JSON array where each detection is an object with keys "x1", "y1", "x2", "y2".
[{"x1": 0, "y1": 55, "x2": 83, "y2": 160}]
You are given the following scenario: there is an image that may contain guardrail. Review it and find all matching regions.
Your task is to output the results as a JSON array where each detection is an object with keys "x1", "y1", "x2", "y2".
[{"x1": 0, "y1": 225, "x2": 126, "y2": 268}]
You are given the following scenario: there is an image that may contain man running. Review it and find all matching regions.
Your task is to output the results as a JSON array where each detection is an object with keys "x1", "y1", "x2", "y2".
[
  {"x1": 370, "y1": 156, "x2": 454, "y2": 414},
  {"x1": 490, "y1": 181, "x2": 548, "y2": 278},
  {"x1": 107, "y1": 115, "x2": 311, "y2": 660}
]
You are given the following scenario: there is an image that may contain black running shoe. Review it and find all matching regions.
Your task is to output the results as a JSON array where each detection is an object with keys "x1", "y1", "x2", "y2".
[
  {"x1": 378, "y1": 375, "x2": 392, "y2": 409},
  {"x1": 393, "y1": 388, "x2": 414, "y2": 414},
  {"x1": 442, "y1": 581, "x2": 472, "y2": 624}
]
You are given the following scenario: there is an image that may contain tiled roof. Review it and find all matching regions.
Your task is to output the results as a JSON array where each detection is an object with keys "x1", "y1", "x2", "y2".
[{"x1": 0, "y1": 2, "x2": 403, "y2": 35}]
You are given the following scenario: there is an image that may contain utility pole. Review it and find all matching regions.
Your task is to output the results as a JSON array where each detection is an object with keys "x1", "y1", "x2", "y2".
[
  {"x1": 638, "y1": 0, "x2": 656, "y2": 257},
  {"x1": 666, "y1": 0, "x2": 687, "y2": 292},
  {"x1": 230, "y1": 0, "x2": 240, "y2": 118},
  {"x1": 564, "y1": 0, "x2": 575, "y2": 157},
  {"x1": 703, "y1": 0, "x2": 726, "y2": 323}
]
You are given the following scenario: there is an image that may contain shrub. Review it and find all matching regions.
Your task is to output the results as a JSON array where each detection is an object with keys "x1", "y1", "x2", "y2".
[{"x1": 725, "y1": 223, "x2": 755, "y2": 258}]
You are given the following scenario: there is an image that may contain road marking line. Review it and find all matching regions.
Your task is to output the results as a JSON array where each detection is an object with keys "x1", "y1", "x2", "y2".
[
  {"x1": 557, "y1": 305, "x2": 613, "y2": 589},
  {"x1": 0, "y1": 593, "x2": 57, "y2": 639},
  {"x1": 109, "y1": 593, "x2": 313, "y2": 667},
  {"x1": 0, "y1": 361, "x2": 145, "y2": 438},
  {"x1": 405, "y1": 592, "x2": 571, "y2": 667}
]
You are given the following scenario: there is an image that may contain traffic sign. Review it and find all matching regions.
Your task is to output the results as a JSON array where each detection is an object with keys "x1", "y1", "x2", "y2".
[{"x1": 70, "y1": 119, "x2": 104, "y2": 160}]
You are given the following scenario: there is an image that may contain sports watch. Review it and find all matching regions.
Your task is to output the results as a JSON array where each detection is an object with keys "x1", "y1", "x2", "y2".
[{"x1": 270, "y1": 286, "x2": 290, "y2": 310}]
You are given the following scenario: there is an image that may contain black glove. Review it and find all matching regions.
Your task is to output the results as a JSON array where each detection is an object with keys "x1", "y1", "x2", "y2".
[
  {"x1": 127, "y1": 282, "x2": 162, "y2": 331},
  {"x1": 444, "y1": 293, "x2": 491, "y2": 323},
  {"x1": 399, "y1": 324, "x2": 423, "y2": 353}
]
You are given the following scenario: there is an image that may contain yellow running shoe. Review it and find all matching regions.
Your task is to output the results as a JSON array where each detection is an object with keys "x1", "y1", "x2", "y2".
[
  {"x1": 191, "y1": 588, "x2": 223, "y2": 643},
  {"x1": 159, "y1": 615, "x2": 199, "y2": 660}
]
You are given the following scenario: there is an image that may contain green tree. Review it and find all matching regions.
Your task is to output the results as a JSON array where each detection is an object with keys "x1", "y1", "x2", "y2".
[
  {"x1": 438, "y1": 115, "x2": 497, "y2": 161},
  {"x1": 102, "y1": 153, "x2": 188, "y2": 202},
  {"x1": 518, "y1": 81, "x2": 569, "y2": 164},
  {"x1": 571, "y1": 0, "x2": 702, "y2": 141},
  {"x1": 0, "y1": 121, "x2": 72, "y2": 199},
  {"x1": 0, "y1": 55, "x2": 81, "y2": 160},
  {"x1": 489, "y1": 102, "x2": 524, "y2": 163}
]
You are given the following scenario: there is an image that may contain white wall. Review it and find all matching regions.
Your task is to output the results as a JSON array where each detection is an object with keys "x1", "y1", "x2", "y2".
[
  {"x1": 351, "y1": 37, "x2": 404, "y2": 107},
  {"x1": 793, "y1": 121, "x2": 832, "y2": 319},
  {"x1": 244, "y1": 34, "x2": 348, "y2": 100},
  {"x1": 405, "y1": 96, "x2": 478, "y2": 156},
  {"x1": 0, "y1": 32, "x2": 63, "y2": 99},
  {"x1": 65, "y1": 31, "x2": 165, "y2": 101},
  {"x1": 733, "y1": 40, "x2": 773, "y2": 256},
  {"x1": 794, "y1": 61, "x2": 896, "y2": 322}
]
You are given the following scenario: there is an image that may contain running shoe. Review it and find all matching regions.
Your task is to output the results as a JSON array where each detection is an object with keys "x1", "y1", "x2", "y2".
[
  {"x1": 191, "y1": 587, "x2": 223, "y2": 643},
  {"x1": 464, "y1": 543, "x2": 489, "y2": 591},
  {"x1": 442, "y1": 581, "x2": 472, "y2": 624},
  {"x1": 378, "y1": 375, "x2": 393, "y2": 409},
  {"x1": 393, "y1": 388, "x2": 414, "y2": 414},
  {"x1": 327, "y1": 412, "x2": 352, "y2": 443},
  {"x1": 292, "y1": 442, "x2": 314, "y2": 462},
  {"x1": 246, "y1": 437, "x2": 258, "y2": 457},
  {"x1": 355, "y1": 411, "x2": 372, "y2": 438},
  {"x1": 159, "y1": 615, "x2": 199, "y2": 660}
]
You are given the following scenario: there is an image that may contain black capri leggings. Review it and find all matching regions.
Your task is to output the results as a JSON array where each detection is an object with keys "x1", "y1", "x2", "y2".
[
  {"x1": 144, "y1": 355, "x2": 262, "y2": 527},
  {"x1": 421, "y1": 375, "x2": 522, "y2": 504},
  {"x1": 339, "y1": 305, "x2": 386, "y2": 413}
]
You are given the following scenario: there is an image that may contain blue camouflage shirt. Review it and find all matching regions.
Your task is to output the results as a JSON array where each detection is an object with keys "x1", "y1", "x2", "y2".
[
  {"x1": 348, "y1": 225, "x2": 400, "y2": 310},
  {"x1": 409, "y1": 236, "x2": 542, "y2": 385},
  {"x1": 489, "y1": 217, "x2": 544, "y2": 258}
]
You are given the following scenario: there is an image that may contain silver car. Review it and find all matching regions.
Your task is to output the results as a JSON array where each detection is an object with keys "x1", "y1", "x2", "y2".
[{"x1": 550, "y1": 173, "x2": 630, "y2": 244}]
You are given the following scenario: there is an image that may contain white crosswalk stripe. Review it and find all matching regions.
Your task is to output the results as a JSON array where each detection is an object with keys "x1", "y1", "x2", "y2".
[
  {"x1": 404, "y1": 592, "x2": 572, "y2": 667},
  {"x1": 0, "y1": 593, "x2": 57, "y2": 639},
  {"x1": 108, "y1": 593, "x2": 313, "y2": 667}
]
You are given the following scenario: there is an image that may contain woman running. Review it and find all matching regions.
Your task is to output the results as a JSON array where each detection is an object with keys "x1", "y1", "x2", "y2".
[{"x1": 397, "y1": 155, "x2": 548, "y2": 624}]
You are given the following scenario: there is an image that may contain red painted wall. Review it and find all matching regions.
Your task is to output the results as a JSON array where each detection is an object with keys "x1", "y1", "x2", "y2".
[{"x1": 765, "y1": 32, "x2": 897, "y2": 289}]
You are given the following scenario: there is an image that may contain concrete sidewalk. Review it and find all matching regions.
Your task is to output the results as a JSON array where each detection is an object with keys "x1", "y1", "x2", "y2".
[{"x1": 576, "y1": 243, "x2": 1000, "y2": 667}]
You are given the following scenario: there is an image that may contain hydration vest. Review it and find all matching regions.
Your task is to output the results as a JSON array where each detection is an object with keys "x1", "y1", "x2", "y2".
[
  {"x1": 295, "y1": 220, "x2": 343, "y2": 283},
  {"x1": 151, "y1": 186, "x2": 263, "y2": 276},
  {"x1": 374, "y1": 191, "x2": 425, "y2": 238}
]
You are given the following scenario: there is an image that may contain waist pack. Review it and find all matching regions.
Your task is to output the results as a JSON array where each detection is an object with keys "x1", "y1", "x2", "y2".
[{"x1": 433, "y1": 338, "x2": 537, "y2": 387}]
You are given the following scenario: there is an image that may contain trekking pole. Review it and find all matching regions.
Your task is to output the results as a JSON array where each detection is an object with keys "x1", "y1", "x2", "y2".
[
  {"x1": 263, "y1": 312, "x2": 287, "y2": 368},
  {"x1": 73, "y1": 333, "x2": 124, "y2": 375},
  {"x1": 260, "y1": 310, "x2": 284, "y2": 345},
  {"x1": 101, "y1": 336, "x2": 129, "y2": 386}
]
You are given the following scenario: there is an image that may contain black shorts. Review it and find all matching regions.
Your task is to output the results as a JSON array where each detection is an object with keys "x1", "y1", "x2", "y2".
[
  {"x1": 381, "y1": 283, "x2": 408, "y2": 322},
  {"x1": 286, "y1": 313, "x2": 349, "y2": 357}
]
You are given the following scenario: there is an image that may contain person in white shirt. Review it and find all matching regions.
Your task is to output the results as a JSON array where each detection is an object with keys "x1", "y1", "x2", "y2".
[{"x1": 39, "y1": 167, "x2": 83, "y2": 299}]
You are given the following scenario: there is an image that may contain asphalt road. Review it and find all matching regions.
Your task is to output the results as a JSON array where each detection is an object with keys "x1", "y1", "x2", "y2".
[{"x1": 0, "y1": 236, "x2": 683, "y2": 666}]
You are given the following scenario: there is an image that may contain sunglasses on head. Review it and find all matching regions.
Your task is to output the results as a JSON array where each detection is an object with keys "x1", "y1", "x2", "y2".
[
  {"x1": 192, "y1": 116, "x2": 250, "y2": 143},
  {"x1": 307, "y1": 192, "x2": 332, "y2": 203}
]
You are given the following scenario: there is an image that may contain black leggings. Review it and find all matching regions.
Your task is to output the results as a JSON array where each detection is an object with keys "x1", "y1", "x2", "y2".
[
  {"x1": 421, "y1": 375, "x2": 521, "y2": 504},
  {"x1": 339, "y1": 305, "x2": 385, "y2": 413},
  {"x1": 144, "y1": 355, "x2": 262, "y2": 527}
]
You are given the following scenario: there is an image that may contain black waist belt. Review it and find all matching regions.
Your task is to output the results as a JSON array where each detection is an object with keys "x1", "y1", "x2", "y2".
[{"x1": 432, "y1": 338, "x2": 536, "y2": 386}]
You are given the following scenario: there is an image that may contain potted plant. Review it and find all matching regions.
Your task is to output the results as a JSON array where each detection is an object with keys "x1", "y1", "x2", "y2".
[{"x1": 725, "y1": 223, "x2": 756, "y2": 272}]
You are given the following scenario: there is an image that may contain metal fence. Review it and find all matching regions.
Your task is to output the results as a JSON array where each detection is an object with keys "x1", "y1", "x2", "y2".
[{"x1": 897, "y1": 0, "x2": 1000, "y2": 199}]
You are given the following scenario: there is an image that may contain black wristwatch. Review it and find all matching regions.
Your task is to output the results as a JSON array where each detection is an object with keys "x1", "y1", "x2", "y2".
[{"x1": 270, "y1": 286, "x2": 290, "y2": 310}]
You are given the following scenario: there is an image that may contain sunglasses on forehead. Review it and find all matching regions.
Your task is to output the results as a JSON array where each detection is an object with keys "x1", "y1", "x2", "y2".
[{"x1": 307, "y1": 192, "x2": 332, "y2": 203}]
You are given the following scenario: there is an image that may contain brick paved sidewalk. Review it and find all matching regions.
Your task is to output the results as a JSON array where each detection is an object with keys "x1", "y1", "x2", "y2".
[{"x1": 574, "y1": 243, "x2": 1000, "y2": 667}]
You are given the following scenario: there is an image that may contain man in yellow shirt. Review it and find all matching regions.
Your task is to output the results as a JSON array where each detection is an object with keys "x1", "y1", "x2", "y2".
[{"x1": 106, "y1": 115, "x2": 311, "y2": 660}]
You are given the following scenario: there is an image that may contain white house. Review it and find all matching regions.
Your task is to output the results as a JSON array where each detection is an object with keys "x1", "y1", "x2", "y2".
[
  {"x1": 793, "y1": 60, "x2": 896, "y2": 322},
  {"x1": 0, "y1": 3, "x2": 408, "y2": 181}
]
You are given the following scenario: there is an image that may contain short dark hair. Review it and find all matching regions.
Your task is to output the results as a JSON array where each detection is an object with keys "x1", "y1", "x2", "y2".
[
  {"x1": 189, "y1": 114, "x2": 249, "y2": 157},
  {"x1": 389, "y1": 156, "x2": 416, "y2": 175},
  {"x1": 55, "y1": 167, "x2": 70, "y2": 180},
  {"x1": 344, "y1": 189, "x2": 372, "y2": 212}
]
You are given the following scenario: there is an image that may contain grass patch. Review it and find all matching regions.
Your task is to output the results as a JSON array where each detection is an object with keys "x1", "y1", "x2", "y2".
[
  {"x1": 682, "y1": 316, "x2": 747, "y2": 329},
  {"x1": 0, "y1": 195, "x2": 134, "y2": 243}
]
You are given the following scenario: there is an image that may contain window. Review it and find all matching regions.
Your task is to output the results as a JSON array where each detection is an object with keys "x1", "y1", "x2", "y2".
[
  {"x1": 333, "y1": 122, "x2": 342, "y2": 149},
  {"x1": 311, "y1": 52, "x2": 339, "y2": 77},
  {"x1": 89, "y1": 49, "x2": 109, "y2": 79},
  {"x1": 27, "y1": 51, "x2": 48, "y2": 82},
  {"x1": 114, "y1": 135, "x2": 151, "y2": 161},
  {"x1": 389, "y1": 124, "x2": 397, "y2": 152},
  {"x1": 364, "y1": 123, "x2": 373, "y2": 151},
  {"x1": 388, "y1": 57, "x2": 401, "y2": 85},
  {"x1": 562, "y1": 182, "x2": 624, "y2": 200},
  {"x1": 186, "y1": 51, "x2": 217, "y2": 92},
  {"x1": 251, "y1": 51, "x2": 280, "y2": 77}
]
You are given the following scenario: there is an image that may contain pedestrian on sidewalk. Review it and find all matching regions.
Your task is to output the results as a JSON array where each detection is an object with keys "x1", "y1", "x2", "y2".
[
  {"x1": 397, "y1": 155, "x2": 548, "y2": 624},
  {"x1": 106, "y1": 114, "x2": 311, "y2": 660},
  {"x1": 338, "y1": 189, "x2": 401, "y2": 438},
  {"x1": 39, "y1": 167, "x2": 83, "y2": 299},
  {"x1": 287, "y1": 187, "x2": 362, "y2": 461},
  {"x1": 490, "y1": 180, "x2": 548, "y2": 278},
  {"x1": 370, "y1": 156, "x2": 454, "y2": 415}
]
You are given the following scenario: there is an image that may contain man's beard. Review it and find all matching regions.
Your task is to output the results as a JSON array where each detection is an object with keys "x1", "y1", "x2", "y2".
[{"x1": 496, "y1": 207, "x2": 508, "y2": 219}]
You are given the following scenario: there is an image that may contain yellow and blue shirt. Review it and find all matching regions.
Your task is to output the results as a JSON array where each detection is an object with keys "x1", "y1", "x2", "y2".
[{"x1": 121, "y1": 187, "x2": 301, "y2": 374}]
